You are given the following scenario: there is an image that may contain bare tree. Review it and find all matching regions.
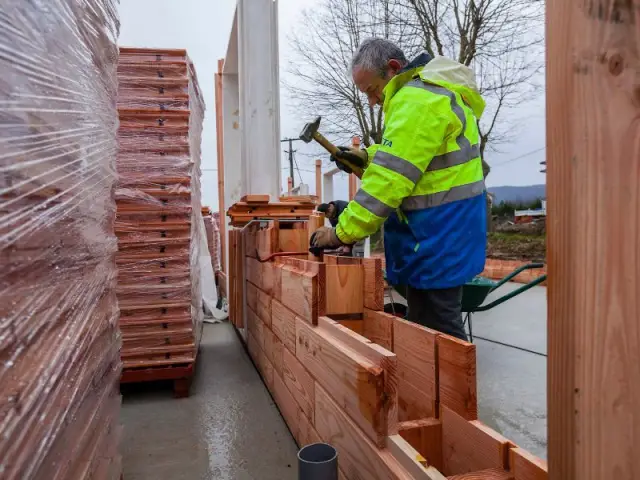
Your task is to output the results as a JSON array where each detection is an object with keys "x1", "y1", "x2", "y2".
[
  {"x1": 287, "y1": 0, "x2": 544, "y2": 173},
  {"x1": 400, "y1": 0, "x2": 545, "y2": 161},
  {"x1": 286, "y1": 0, "x2": 421, "y2": 153}
]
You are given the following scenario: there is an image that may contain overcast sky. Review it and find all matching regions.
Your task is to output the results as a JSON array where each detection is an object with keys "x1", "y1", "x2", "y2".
[{"x1": 118, "y1": 0, "x2": 546, "y2": 211}]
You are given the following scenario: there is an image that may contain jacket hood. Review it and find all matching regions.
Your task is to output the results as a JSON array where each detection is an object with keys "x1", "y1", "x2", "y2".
[
  {"x1": 418, "y1": 56, "x2": 485, "y2": 118},
  {"x1": 383, "y1": 54, "x2": 485, "y2": 119}
]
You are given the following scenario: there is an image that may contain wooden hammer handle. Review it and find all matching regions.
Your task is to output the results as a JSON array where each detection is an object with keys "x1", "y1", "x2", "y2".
[
  {"x1": 313, "y1": 131, "x2": 340, "y2": 155},
  {"x1": 313, "y1": 131, "x2": 362, "y2": 176}
]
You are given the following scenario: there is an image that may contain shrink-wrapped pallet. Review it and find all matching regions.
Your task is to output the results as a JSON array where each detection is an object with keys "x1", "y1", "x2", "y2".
[
  {"x1": 0, "y1": 1, "x2": 121, "y2": 478},
  {"x1": 115, "y1": 48, "x2": 205, "y2": 373}
]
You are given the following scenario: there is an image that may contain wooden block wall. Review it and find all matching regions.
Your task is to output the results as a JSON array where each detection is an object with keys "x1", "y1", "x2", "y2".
[{"x1": 228, "y1": 219, "x2": 548, "y2": 480}]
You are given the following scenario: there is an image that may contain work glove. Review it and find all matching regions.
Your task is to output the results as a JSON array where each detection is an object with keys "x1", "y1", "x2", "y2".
[
  {"x1": 309, "y1": 226, "x2": 343, "y2": 250},
  {"x1": 331, "y1": 146, "x2": 367, "y2": 178}
]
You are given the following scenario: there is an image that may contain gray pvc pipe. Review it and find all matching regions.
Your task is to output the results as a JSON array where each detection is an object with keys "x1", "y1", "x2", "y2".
[{"x1": 298, "y1": 443, "x2": 338, "y2": 480}]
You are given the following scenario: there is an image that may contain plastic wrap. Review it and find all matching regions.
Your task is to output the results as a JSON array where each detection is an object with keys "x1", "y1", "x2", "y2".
[
  {"x1": 0, "y1": 1, "x2": 121, "y2": 479},
  {"x1": 115, "y1": 48, "x2": 205, "y2": 368},
  {"x1": 203, "y1": 211, "x2": 222, "y2": 272}
]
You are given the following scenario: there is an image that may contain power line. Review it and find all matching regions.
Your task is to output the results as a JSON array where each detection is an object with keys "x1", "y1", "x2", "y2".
[
  {"x1": 292, "y1": 150, "x2": 304, "y2": 184},
  {"x1": 281, "y1": 137, "x2": 304, "y2": 188},
  {"x1": 282, "y1": 167, "x2": 315, "y2": 174},
  {"x1": 491, "y1": 147, "x2": 546, "y2": 168}
]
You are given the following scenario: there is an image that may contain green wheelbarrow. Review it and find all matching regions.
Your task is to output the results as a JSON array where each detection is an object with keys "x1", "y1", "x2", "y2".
[{"x1": 384, "y1": 262, "x2": 547, "y2": 342}]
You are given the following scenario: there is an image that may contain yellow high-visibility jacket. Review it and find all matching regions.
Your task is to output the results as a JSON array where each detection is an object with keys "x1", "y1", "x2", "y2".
[{"x1": 336, "y1": 54, "x2": 487, "y2": 289}]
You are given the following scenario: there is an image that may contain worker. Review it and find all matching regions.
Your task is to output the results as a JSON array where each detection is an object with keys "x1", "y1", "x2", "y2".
[
  {"x1": 316, "y1": 201, "x2": 348, "y2": 227},
  {"x1": 309, "y1": 38, "x2": 487, "y2": 341}
]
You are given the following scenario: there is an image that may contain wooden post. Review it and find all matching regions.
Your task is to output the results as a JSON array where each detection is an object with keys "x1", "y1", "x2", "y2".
[
  {"x1": 308, "y1": 212, "x2": 325, "y2": 260},
  {"x1": 215, "y1": 58, "x2": 227, "y2": 274},
  {"x1": 546, "y1": 1, "x2": 639, "y2": 479},
  {"x1": 349, "y1": 136, "x2": 360, "y2": 201},
  {"x1": 315, "y1": 159, "x2": 322, "y2": 203}
]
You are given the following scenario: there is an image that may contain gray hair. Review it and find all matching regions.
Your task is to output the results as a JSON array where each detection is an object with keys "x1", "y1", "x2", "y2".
[{"x1": 351, "y1": 38, "x2": 408, "y2": 76}]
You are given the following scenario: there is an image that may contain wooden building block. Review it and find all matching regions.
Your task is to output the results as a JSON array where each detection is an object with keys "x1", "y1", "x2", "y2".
[
  {"x1": 261, "y1": 259, "x2": 280, "y2": 297},
  {"x1": 337, "y1": 319, "x2": 364, "y2": 335},
  {"x1": 314, "y1": 384, "x2": 414, "y2": 480},
  {"x1": 228, "y1": 230, "x2": 238, "y2": 327},
  {"x1": 247, "y1": 331, "x2": 259, "y2": 364},
  {"x1": 272, "y1": 370, "x2": 302, "y2": 441},
  {"x1": 446, "y1": 469, "x2": 514, "y2": 480},
  {"x1": 363, "y1": 308, "x2": 394, "y2": 351},
  {"x1": 256, "y1": 222, "x2": 277, "y2": 259},
  {"x1": 279, "y1": 195, "x2": 318, "y2": 204},
  {"x1": 441, "y1": 406, "x2": 510, "y2": 476},
  {"x1": 241, "y1": 194, "x2": 270, "y2": 203},
  {"x1": 508, "y1": 448, "x2": 547, "y2": 480},
  {"x1": 387, "y1": 434, "x2": 448, "y2": 480},
  {"x1": 234, "y1": 230, "x2": 244, "y2": 328},
  {"x1": 277, "y1": 261, "x2": 324, "y2": 325},
  {"x1": 246, "y1": 281, "x2": 258, "y2": 312},
  {"x1": 263, "y1": 327, "x2": 274, "y2": 365},
  {"x1": 247, "y1": 307, "x2": 264, "y2": 348},
  {"x1": 362, "y1": 257, "x2": 384, "y2": 310},
  {"x1": 317, "y1": 317, "x2": 399, "y2": 435},
  {"x1": 271, "y1": 298, "x2": 297, "y2": 354},
  {"x1": 325, "y1": 264, "x2": 364, "y2": 315},
  {"x1": 245, "y1": 256, "x2": 261, "y2": 287},
  {"x1": 275, "y1": 256, "x2": 325, "y2": 274},
  {"x1": 282, "y1": 347, "x2": 315, "y2": 421},
  {"x1": 296, "y1": 318, "x2": 389, "y2": 447},
  {"x1": 324, "y1": 255, "x2": 362, "y2": 265},
  {"x1": 246, "y1": 256, "x2": 280, "y2": 297},
  {"x1": 546, "y1": 0, "x2": 640, "y2": 475},
  {"x1": 278, "y1": 227, "x2": 307, "y2": 253},
  {"x1": 270, "y1": 333, "x2": 284, "y2": 379},
  {"x1": 399, "y1": 419, "x2": 443, "y2": 471},
  {"x1": 437, "y1": 334, "x2": 477, "y2": 420},
  {"x1": 298, "y1": 410, "x2": 322, "y2": 447},
  {"x1": 394, "y1": 318, "x2": 439, "y2": 420},
  {"x1": 256, "y1": 287, "x2": 271, "y2": 327},
  {"x1": 318, "y1": 317, "x2": 392, "y2": 364},
  {"x1": 261, "y1": 351, "x2": 274, "y2": 390}
]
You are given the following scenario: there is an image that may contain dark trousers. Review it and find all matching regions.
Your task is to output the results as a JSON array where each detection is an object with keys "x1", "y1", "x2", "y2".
[{"x1": 405, "y1": 286, "x2": 468, "y2": 341}]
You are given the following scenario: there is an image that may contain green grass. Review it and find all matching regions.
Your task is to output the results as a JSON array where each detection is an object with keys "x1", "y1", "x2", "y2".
[{"x1": 488, "y1": 232, "x2": 545, "y2": 243}]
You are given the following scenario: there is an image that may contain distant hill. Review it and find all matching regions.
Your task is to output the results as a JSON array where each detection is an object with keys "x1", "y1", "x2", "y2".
[{"x1": 488, "y1": 184, "x2": 546, "y2": 204}]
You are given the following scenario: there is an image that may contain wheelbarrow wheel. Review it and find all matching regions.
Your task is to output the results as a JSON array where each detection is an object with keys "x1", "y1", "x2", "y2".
[{"x1": 384, "y1": 302, "x2": 407, "y2": 319}]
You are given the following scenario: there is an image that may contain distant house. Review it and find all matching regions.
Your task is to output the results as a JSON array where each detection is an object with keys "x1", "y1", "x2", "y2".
[{"x1": 514, "y1": 199, "x2": 546, "y2": 224}]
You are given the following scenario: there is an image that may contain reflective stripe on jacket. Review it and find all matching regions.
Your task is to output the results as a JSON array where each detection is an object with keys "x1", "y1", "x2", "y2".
[{"x1": 336, "y1": 55, "x2": 487, "y2": 289}]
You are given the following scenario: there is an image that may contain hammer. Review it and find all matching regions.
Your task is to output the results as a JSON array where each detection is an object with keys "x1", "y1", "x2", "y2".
[{"x1": 299, "y1": 116, "x2": 362, "y2": 174}]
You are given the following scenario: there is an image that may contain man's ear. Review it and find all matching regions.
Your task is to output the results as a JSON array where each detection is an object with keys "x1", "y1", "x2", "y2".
[{"x1": 388, "y1": 59, "x2": 403, "y2": 74}]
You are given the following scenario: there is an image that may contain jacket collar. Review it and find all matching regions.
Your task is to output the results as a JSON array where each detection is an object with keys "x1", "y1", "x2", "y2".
[{"x1": 382, "y1": 52, "x2": 433, "y2": 111}]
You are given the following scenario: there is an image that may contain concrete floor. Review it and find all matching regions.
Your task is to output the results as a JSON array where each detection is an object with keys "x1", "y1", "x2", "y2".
[
  {"x1": 472, "y1": 283, "x2": 548, "y2": 459},
  {"x1": 120, "y1": 322, "x2": 299, "y2": 480}
]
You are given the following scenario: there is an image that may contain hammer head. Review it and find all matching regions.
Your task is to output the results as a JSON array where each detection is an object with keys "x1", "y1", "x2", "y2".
[{"x1": 299, "y1": 116, "x2": 321, "y2": 143}]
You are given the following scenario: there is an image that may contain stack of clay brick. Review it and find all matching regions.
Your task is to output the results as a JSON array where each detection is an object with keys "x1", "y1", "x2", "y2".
[
  {"x1": 0, "y1": 1, "x2": 121, "y2": 478},
  {"x1": 115, "y1": 47, "x2": 205, "y2": 372}
]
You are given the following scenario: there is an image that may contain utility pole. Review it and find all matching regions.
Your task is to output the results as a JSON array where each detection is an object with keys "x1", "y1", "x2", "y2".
[{"x1": 280, "y1": 137, "x2": 302, "y2": 189}]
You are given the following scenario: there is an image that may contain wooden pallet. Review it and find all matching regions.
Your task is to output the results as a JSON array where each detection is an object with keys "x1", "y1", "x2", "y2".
[{"x1": 121, "y1": 362, "x2": 195, "y2": 398}]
